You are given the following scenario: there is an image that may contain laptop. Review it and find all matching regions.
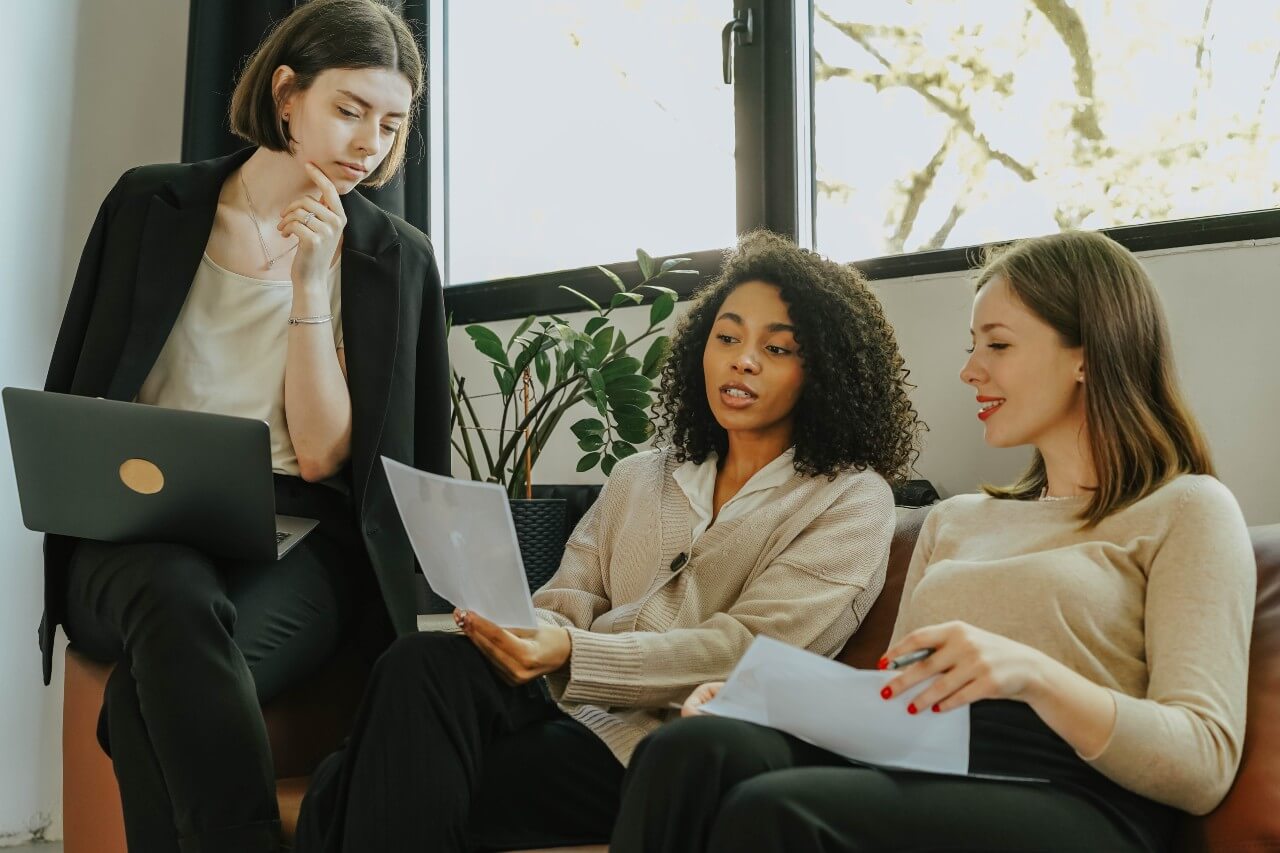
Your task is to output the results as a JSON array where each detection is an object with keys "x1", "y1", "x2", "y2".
[{"x1": 2, "y1": 388, "x2": 318, "y2": 561}]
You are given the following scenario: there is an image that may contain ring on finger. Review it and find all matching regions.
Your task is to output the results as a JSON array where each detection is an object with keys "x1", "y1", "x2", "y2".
[{"x1": 301, "y1": 211, "x2": 316, "y2": 226}]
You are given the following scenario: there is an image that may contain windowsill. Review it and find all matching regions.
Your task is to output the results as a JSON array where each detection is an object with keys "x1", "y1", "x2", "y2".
[{"x1": 443, "y1": 209, "x2": 1280, "y2": 324}]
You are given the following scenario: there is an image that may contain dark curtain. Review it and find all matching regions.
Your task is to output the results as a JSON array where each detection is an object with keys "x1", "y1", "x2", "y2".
[{"x1": 182, "y1": 0, "x2": 430, "y2": 231}]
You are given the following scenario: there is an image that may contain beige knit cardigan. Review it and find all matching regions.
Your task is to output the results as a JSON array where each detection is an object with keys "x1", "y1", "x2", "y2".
[{"x1": 534, "y1": 447, "x2": 896, "y2": 764}]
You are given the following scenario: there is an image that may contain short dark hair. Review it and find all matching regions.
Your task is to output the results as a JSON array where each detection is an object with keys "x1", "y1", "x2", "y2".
[
  {"x1": 229, "y1": 0, "x2": 424, "y2": 187},
  {"x1": 657, "y1": 230, "x2": 923, "y2": 484}
]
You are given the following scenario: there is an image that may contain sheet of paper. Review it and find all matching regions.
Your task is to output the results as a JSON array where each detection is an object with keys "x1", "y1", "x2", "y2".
[
  {"x1": 702, "y1": 635, "x2": 971, "y2": 776},
  {"x1": 382, "y1": 457, "x2": 538, "y2": 629}
]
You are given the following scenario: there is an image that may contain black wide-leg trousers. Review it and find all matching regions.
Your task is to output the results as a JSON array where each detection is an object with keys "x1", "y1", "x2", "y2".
[
  {"x1": 612, "y1": 702, "x2": 1175, "y2": 853},
  {"x1": 295, "y1": 632, "x2": 625, "y2": 853},
  {"x1": 63, "y1": 475, "x2": 369, "y2": 853}
]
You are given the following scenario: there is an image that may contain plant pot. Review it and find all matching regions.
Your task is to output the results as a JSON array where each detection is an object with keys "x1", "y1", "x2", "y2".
[{"x1": 509, "y1": 497, "x2": 569, "y2": 594}]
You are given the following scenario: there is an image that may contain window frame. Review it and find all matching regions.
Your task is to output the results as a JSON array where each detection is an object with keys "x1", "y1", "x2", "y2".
[{"x1": 438, "y1": 0, "x2": 1280, "y2": 325}]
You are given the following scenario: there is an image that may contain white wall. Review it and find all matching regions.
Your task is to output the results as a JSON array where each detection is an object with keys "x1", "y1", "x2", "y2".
[
  {"x1": 449, "y1": 238, "x2": 1280, "y2": 527},
  {"x1": 0, "y1": 0, "x2": 186, "y2": 842}
]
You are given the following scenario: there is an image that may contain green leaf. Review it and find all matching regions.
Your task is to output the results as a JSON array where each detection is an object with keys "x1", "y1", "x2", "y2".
[
  {"x1": 636, "y1": 248, "x2": 655, "y2": 280},
  {"x1": 572, "y1": 338, "x2": 592, "y2": 372},
  {"x1": 535, "y1": 348, "x2": 551, "y2": 386},
  {"x1": 506, "y1": 315, "x2": 536, "y2": 349},
  {"x1": 601, "y1": 356, "x2": 643, "y2": 382},
  {"x1": 591, "y1": 328, "x2": 615, "y2": 366},
  {"x1": 612, "y1": 402, "x2": 649, "y2": 424},
  {"x1": 616, "y1": 421, "x2": 652, "y2": 444},
  {"x1": 601, "y1": 454, "x2": 618, "y2": 477},
  {"x1": 650, "y1": 292, "x2": 676, "y2": 326},
  {"x1": 570, "y1": 418, "x2": 606, "y2": 440},
  {"x1": 467, "y1": 325, "x2": 508, "y2": 366},
  {"x1": 555, "y1": 323, "x2": 592, "y2": 346},
  {"x1": 554, "y1": 349, "x2": 568, "y2": 383},
  {"x1": 640, "y1": 285, "x2": 678, "y2": 299},
  {"x1": 606, "y1": 388, "x2": 652, "y2": 408},
  {"x1": 576, "y1": 452, "x2": 602, "y2": 473},
  {"x1": 642, "y1": 336, "x2": 670, "y2": 377},
  {"x1": 586, "y1": 368, "x2": 609, "y2": 415},
  {"x1": 659, "y1": 257, "x2": 692, "y2": 274},
  {"x1": 605, "y1": 373, "x2": 652, "y2": 393},
  {"x1": 559, "y1": 285, "x2": 602, "y2": 313},
  {"x1": 597, "y1": 265, "x2": 627, "y2": 292},
  {"x1": 609, "y1": 291, "x2": 644, "y2": 309},
  {"x1": 493, "y1": 364, "x2": 515, "y2": 398},
  {"x1": 611, "y1": 441, "x2": 639, "y2": 459},
  {"x1": 611, "y1": 330, "x2": 628, "y2": 355},
  {"x1": 583, "y1": 316, "x2": 608, "y2": 336},
  {"x1": 577, "y1": 434, "x2": 605, "y2": 451},
  {"x1": 510, "y1": 333, "x2": 541, "y2": 380},
  {"x1": 658, "y1": 269, "x2": 700, "y2": 277}
]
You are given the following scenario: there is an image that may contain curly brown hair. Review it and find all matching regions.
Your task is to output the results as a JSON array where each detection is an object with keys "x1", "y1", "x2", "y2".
[{"x1": 657, "y1": 230, "x2": 923, "y2": 483}]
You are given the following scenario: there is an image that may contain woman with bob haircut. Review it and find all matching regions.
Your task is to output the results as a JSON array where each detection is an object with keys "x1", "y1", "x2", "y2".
[
  {"x1": 612, "y1": 230, "x2": 1255, "y2": 853},
  {"x1": 295, "y1": 230, "x2": 924, "y2": 852},
  {"x1": 42, "y1": 2, "x2": 447, "y2": 850}
]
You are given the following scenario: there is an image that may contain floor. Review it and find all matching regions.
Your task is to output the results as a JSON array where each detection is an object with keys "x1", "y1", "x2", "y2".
[{"x1": 6, "y1": 844, "x2": 62, "y2": 851}]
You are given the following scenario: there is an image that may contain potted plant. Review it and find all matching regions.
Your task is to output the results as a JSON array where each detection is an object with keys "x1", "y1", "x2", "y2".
[{"x1": 450, "y1": 250, "x2": 697, "y2": 590}]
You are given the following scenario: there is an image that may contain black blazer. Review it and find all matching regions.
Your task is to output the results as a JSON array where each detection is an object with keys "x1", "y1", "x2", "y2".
[{"x1": 38, "y1": 147, "x2": 451, "y2": 684}]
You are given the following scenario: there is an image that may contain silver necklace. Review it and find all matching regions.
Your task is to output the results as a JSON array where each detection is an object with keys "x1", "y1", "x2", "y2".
[{"x1": 239, "y1": 171, "x2": 297, "y2": 271}]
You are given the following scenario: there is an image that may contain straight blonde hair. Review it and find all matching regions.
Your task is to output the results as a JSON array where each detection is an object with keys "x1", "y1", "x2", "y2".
[{"x1": 977, "y1": 231, "x2": 1214, "y2": 526}]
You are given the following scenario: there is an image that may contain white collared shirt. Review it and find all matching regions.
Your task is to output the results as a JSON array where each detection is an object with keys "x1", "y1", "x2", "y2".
[{"x1": 672, "y1": 447, "x2": 797, "y2": 544}]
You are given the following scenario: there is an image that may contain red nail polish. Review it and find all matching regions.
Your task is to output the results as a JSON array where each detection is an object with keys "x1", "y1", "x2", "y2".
[
  {"x1": 932, "y1": 704, "x2": 941, "y2": 713},
  {"x1": 907, "y1": 703, "x2": 918, "y2": 715},
  {"x1": 880, "y1": 686, "x2": 892, "y2": 700},
  {"x1": 876, "y1": 657, "x2": 888, "y2": 670}
]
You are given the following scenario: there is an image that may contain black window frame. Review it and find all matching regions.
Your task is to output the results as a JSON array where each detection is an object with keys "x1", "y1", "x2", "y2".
[{"x1": 442, "y1": 0, "x2": 1280, "y2": 326}]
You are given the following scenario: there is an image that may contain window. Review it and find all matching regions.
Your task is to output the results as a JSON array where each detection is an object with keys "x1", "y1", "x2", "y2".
[
  {"x1": 810, "y1": 0, "x2": 1280, "y2": 260},
  {"x1": 433, "y1": 0, "x2": 737, "y2": 286},
  {"x1": 435, "y1": 0, "x2": 1280, "y2": 322}
]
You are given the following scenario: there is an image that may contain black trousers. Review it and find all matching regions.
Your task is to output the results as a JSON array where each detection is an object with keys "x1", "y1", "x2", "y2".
[
  {"x1": 295, "y1": 632, "x2": 625, "y2": 853},
  {"x1": 612, "y1": 703, "x2": 1176, "y2": 853},
  {"x1": 63, "y1": 474, "x2": 370, "y2": 853}
]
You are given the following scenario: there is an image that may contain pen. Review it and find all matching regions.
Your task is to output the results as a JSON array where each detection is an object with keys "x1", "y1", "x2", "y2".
[{"x1": 886, "y1": 647, "x2": 935, "y2": 670}]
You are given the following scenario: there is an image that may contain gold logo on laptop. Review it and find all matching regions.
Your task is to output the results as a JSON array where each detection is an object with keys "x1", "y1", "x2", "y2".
[{"x1": 119, "y1": 458, "x2": 164, "y2": 495}]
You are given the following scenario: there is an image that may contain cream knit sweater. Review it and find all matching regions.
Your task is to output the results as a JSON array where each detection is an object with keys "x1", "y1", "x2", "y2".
[
  {"x1": 534, "y1": 447, "x2": 896, "y2": 765},
  {"x1": 891, "y1": 475, "x2": 1255, "y2": 815}
]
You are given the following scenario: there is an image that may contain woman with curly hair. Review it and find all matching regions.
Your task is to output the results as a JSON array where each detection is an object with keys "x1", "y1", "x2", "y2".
[{"x1": 296, "y1": 230, "x2": 922, "y2": 852}]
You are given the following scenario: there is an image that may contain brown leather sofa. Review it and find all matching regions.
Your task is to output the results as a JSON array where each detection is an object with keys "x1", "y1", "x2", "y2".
[{"x1": 62, "y1": 507, "x2": 1280, "y2": 852}]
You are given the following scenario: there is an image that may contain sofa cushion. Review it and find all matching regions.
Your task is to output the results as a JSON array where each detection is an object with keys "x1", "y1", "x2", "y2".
[
  {"x1": 1178, "y1": 523, "x2": 1280, "y2": 852},
  {"x1": 836, "y1": 505, "x2": 933, "y2": 669}
]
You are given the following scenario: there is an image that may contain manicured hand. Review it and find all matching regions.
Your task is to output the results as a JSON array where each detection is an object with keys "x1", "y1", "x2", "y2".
[
  {"x1": 279, "y1": 162, "x2": 347, "y2": 287},
  {"x1": 682, "y1": 681, "x2": 724, "y2": 717},
  {"x1": 879, "y1": 621, "x2": 1050, "y2": 714},
  {"x1": 455, "y1": 608, "x2": 571, "y2": 685}
]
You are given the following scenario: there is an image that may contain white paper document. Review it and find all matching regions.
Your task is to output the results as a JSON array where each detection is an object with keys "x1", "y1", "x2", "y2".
[
  {"x1": 382, "y1": 457, "x2": 538, "y2": 629},
  {"x1": 702, "y1": 635, "x2": 971, "y2": 776}
]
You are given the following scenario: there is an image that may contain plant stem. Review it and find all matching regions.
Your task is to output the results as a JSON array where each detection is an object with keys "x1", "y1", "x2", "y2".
[{"x1": 450, "y1": 375, "x2": 484, "y2": 481}]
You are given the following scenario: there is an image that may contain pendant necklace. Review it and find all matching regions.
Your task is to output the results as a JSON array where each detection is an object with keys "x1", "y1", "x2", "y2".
[{"x1": 239, "y1": 171, "x2": 297, "y2": 271}]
